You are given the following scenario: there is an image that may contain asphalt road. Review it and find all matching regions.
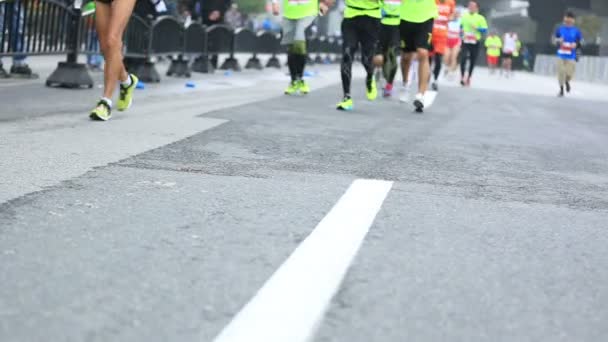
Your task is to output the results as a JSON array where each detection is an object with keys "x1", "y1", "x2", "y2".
[{"x1": 1, "y1": 65, "x2": 608, "y2": 342}]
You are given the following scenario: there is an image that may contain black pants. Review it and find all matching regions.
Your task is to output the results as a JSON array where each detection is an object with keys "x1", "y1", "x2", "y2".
[
  {"x1": 341, "y1": 15, "x2": 380, "y2": 97},
  {"x1": 377, "y1": 24, "x2": 400, "y2": 84},
  {"x1": 429, "y1": 53, "x2": 443, "y2": 81},
  {"x1": 460, "y1": 42, "x2": 480, "y2": 78}
]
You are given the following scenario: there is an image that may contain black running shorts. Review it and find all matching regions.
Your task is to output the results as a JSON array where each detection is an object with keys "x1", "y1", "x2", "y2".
[
  {"x1": 400, "y1": 18, "x2": 434, "y2": 53},
  {"x1": 342, "y1": 15, "x2": 381, "y2": 54},
  {"x1": 376, "y1": 24, "x2": 400, "y2": 55}
]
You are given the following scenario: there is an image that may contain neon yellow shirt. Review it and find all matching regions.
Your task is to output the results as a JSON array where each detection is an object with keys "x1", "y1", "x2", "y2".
[
  {"x1": 485, "y1": 36, "x2": 502, "y2": 57},
  {"x1": 283, "y1": 0, "x2": 318, "y2": 19},
  {"x1": 401, "y1": 0, "x2": 438, "y2": 23},
  {"x1": 344, "y1": 0, "x2": 382, "y2": 19},
  {"x1": 513, "y1": 40, "x2": 522, "y2": 57},
  {"x1": 461, "y1": 12, "x2": 488, "y2": 43},
  {"x1": 381, "y1": 0, "x2": 402, "y2": 26}
]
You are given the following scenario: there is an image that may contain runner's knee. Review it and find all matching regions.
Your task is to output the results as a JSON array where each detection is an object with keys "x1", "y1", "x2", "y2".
[
  {"x1": 373, "y1": 54, "x2": 384, "y2": 66},
  {"x1": 416, "y1": 48, "x2": 429, "y2": 60},
  {"x1": 342, "y1": 46, "x2": 356, "y2": 64},
  {"x1": 102, "y1": 34, "x2": 122, "y2": 54},
  {"x1": 288, "y1": 41, "x2": 307, "y2": 55}
]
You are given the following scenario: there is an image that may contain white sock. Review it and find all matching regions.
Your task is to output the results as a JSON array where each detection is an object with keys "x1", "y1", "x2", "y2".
[
  {"x1": 101, "y1": 97, "x2": 113, "y2": 108},
  {"x1": 120, "y1": 74, "x2": 132, "y2": 88}
]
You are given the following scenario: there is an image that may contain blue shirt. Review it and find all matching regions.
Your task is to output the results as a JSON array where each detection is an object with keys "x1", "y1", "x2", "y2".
[{"x1": 555, "y1": 25, "x2": 582, "y2": 60}]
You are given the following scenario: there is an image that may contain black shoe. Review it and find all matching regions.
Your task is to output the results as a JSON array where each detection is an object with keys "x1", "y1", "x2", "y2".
[
  {"x1": 558, "y1": 87, "x2": 565, "y2": 97},
  {"x1": 565, "y1": 81, "x2": 571, "y2": 93},
  {"x1": 0, "y1": 66, "x2": 9, "y2": 79},
  {"x1": 10, "y1": 64, "x2": 31, "y2": 75},
  {"x1": 413, "y1": 96, "x2": 424, "y2": 113},
  {"x1": 431, "y1": 82, "x2": 438, "y2": 91},
  {"x1": 10, "y1": 64, "x2": 38, "y2": 79}
]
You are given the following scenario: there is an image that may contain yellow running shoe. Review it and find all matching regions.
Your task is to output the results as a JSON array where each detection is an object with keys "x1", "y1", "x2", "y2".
[
  {"x1": 116, "y1": 74, "x2": 138, "y2": 111},
  {"x1": 336, "y1": 97, "x2": 353, "y2": 111},
  {"x1": 298, "y1": 79, "x2": 310, "y2": 94},
  {"x1": 366, "y1": 75, "x2": 378, "y2": 101},
  {"x1": 89, "y1": 99, "x2": 112, "y2": 121},
  {"x1": 284, "y1": 81, "x2": 298, "y2": 95}
]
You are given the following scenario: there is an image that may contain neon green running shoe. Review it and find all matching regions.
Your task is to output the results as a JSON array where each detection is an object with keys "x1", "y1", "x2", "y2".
[
  {"x1": 366, "y1": 75, "x2": 378, "y2": 101},
  {"x1": 336, "y1": 97, "x2": 353, "y2": 111},
  {"x1": 117, "y1": 74, "x2": 138, "y2": 111},
  {"x1": 298, "y1": 80, "x2": 310, "y2": 94},
  {"x1": 89, "y1": 99, "x2": 112, "y2": 121},
  {"x1": 284, "y1": 81, "x2": 298, "y2": 95}
]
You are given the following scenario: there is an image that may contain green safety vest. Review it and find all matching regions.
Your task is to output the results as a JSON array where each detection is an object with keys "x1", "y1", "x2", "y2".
[
  {"x1": 283, "y1": 0, "x2": 319, "y2": 19},
  {"x1": 461, "y1": 12, "x2": 488, "y2": 43},
  {"x1": 401, "y1": 0, "x2": 438, "y2": 23},
  {"x1": 381, "y1": 0, "x2": 402, "y2": 26},
  {"x1": 344, "y1": 0, "x2": 382, "y2": 19},
  {"x1": 485, "y1": 36, "x2": 502, "y2": 57}
]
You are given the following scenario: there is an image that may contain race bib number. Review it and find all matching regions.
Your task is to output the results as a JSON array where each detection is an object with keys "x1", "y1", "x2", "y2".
[
  {"x1": 558, "y1": 42, "x2": 575, "y2": 55},
  {"x1": 434, "y1": 23, "x2": 448, "y2": 31},
  {"x1": 288, "y1": 0, "x2": 310, "y2": 5},
  {"x1": 464, "y1": 32, "x2": 477, "y2": 44}
]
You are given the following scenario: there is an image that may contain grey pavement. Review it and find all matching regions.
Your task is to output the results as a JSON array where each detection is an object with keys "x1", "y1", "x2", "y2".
[{"x1": 1, "y1": 65, "x2": 608, "y2": 342}]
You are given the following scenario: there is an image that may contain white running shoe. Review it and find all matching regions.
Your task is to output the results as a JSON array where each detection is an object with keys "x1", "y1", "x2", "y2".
[{"x1": 399, "y1": 85, "x2": 411, "y2": 103}]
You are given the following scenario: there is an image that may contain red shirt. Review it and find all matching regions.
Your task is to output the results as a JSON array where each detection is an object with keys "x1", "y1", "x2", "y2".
[{"x1": 433, "y1": 0, "x2": 455, "y2": 37}]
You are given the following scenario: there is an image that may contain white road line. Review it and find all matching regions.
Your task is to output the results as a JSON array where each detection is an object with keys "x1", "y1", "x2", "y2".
[{"x1": 212, "y1": 179, "x2": 393, "y2": 342}]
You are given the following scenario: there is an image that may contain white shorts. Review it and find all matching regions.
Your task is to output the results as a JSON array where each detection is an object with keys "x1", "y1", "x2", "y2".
[{"x1": 281, "y1": 16, "x2": 316, "y2": 45}]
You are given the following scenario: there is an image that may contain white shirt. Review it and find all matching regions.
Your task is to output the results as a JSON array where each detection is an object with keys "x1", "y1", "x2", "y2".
[{"x1": 503, "y1": 33, "x2": 518, "y2": 53}]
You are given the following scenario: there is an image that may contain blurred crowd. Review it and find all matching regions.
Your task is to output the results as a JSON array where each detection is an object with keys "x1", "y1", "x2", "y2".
[{"x1": 1, "y1": 0, "x2": 285, "y2": 77}]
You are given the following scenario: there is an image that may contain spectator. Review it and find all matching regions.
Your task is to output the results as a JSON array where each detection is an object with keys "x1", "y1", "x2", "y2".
[
  {"x1": 243, "y1": 13, "x2": 255, "y2": 31},
  {"x1": 0, "y1": 0, "x2": 36, "y2": 78},
  {"x1": 224, "y1": 3, "x2": 243, "y2": 28},
  {"x1": 135, "y1": 0, "x2": 170, "y2": 19},
  {"x1": 262, "y1": 17, "x2": 273, "y2": 31},
  {"x1": 185, "y1": 0, "x2": 228, "y2": 26}
]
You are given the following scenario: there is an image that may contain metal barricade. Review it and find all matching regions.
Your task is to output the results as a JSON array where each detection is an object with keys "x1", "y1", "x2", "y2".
[
  {"x1": 186, "y1": 22, "x2": 212, "y2": 73},
  {"x1": 0, "y1": 0, "x2": 92, "y2": 86},
  {"x1": 1, "y1": 0, "x2": 71, "y2": 57},
  {"x1": 206, "y1": 24, "x2": 238, "y2": 71},
  {"x1": 150, "y1": 16, "x2": 188, "y2": 78},
  {"x1": 123, "y1": 14, "x2": 156, "y2": 82},
  {"x1": 257, "y1": 30, "x2": 281, "y2": 69},
  {"x1": 233, "y1": 28, "x2": 261, "y2": 70}
]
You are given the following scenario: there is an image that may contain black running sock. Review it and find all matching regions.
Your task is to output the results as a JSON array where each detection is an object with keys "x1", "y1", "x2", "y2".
[{"x1": 287, "y1": 53, "x2": 298, "y2": 82}]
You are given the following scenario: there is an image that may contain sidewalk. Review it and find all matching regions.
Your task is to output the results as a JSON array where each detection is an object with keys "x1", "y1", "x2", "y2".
[
  {"x1": 440, "y1": 68, "x2": 608, "y2": 103},
  {"x1": 0, "y1": 54, "x2": 302, "y2": 121}
]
